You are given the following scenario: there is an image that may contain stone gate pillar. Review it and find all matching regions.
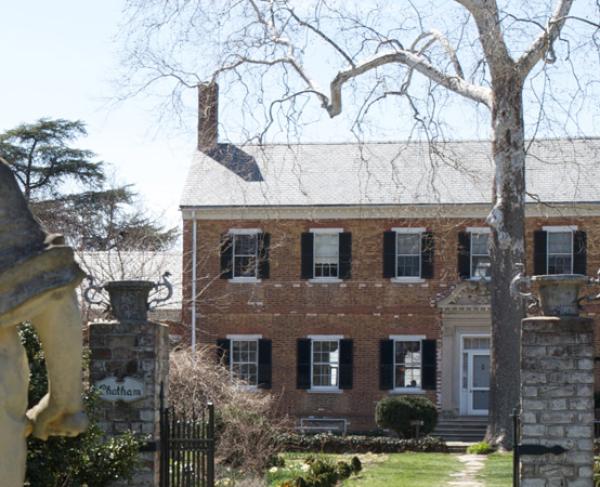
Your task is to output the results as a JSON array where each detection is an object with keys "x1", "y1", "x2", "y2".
[
  {"x1": 520, "y1": 316, "x2": 594, "y2": 487},
  {"x1": 89, "y1": 281, "x2": 169, "y2": 487}
]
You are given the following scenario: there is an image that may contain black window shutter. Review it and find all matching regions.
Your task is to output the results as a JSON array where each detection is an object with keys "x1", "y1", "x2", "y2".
[
  {"x1": 216, "y1": 338, "x2": 230, "y2": 366},
  {"x1": 258, "y1": 233, "x2": 271, "y2": 279},
  {"x1": 220, "y1": 234, "x2": 233, "y2": 279},
  {"x1": 257, "y1": 339, "x2": 272, "y2": 389},
  {"x1": 533, "y1": 230, "x2": 548, "y2": 275},
  {"x1": 421, "y1": 232, "x2": 434, "y2": 279},
  {"x1": 421, "y1": 339, "x2": 437, "y2": 391},
  {"x1": 339, "y1": 232, "x2": 352, "y2": 280},
  {"x1": 383, "y1": 231, "x2": 396, "y2": 278},
  {"x1": 379, "y1": 339, "x2": 394, "y2": 390},
  {"x1": 573, "y1": 231, "x2": 587, "y2": 275},
  {"x1": 339, "y1": 339, "x2": 353, "y2": 389},
  {"x1": 457, "y1": 231, "x2": 471, "y2": 279},
  {"x1": 297, "y1": 338, "x2": 312, "y2": 389},
  {"x1": 301, "y1": 232, "x2": 314, "y2": 279}
]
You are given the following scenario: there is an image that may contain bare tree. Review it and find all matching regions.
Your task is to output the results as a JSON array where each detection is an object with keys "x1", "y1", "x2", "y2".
[{"x1": 120, "y1": 0, "x2": 600, "y2": 447}]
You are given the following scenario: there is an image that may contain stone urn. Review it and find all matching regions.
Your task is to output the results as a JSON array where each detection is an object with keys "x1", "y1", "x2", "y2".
[
  {"x1": 104, "y1": 280, "x2": 155, "y2": 321},
  {"x1": 84, "y1": 272, "x2": 172, "y2": 322},
  {"x1": 511, "y1": 266, "x2": 596, "y2": 317}
]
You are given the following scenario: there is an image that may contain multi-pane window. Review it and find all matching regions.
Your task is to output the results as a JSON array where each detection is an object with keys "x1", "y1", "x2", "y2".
[
  {"x1": 314, "y1": 234, "x2": 339, "y2": 278},
  {"x1": 233, "y1": 234, "x2": 258, "y2": 278},
  {"x1": 470, "y1": 232, "x2": 491, "y2": 279},
  {"x1": 547, "y1": 231, "x2": 573, "y2": 274},
  {"x1": 396, "y1": 233, "x2": 421, "y2": 277},
  {"x1": 231, "y1": 339, "x2": 258, "y2": 386},
  {"x1": 312, "y1": 340, "x2": 339, "y2": 388},
  {"x1": 394, "y1": 340, "x2": 422, "y2": 389}
]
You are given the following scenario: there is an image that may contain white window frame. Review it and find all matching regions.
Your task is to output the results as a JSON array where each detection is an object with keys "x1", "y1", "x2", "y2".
[
  {"x1": 310, "y1": 228, "x2": 343, "y2": 283},
  {"x1": 390, "y1": 227, "x2": 426, "y2": 283},
  {"x1": 308, "y1": 335, "x2": 343, "y2": 392},
  {"x1": 228, "y1": 229, "x2": 261, "y2": 282},
  {"x1": 389, "y1": 334, "x2": 426, "y2": 394},
  {"x1": 543, "y1": 226, "x2": 577, "y2": 275},
  {"x1": 467, "y1": 227, "x2": 491, "y2": 281},
  {"x1": 227, "y1": 334, "x2": 262, "y2": 389}
]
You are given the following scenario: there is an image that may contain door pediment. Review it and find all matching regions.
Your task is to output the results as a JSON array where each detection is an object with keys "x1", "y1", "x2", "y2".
[{"x1": 436, "y1": 281, "x2": 491, "y2": 311}]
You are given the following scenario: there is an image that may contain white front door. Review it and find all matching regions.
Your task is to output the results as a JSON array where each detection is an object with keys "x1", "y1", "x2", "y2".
[
  {"x1": 468, "y1": 352, "x2": 490, "y2": 415},
  {"x1": 460, "y1": 335, "x2": 490, "y2": 416}
]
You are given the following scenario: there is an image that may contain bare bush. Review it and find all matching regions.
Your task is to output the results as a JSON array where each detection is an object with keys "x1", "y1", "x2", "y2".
[{"x1": 169, "y1": 346, "x2": 289, "y2": 475}]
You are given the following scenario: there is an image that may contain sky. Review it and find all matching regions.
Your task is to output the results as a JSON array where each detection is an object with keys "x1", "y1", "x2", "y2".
[
  {"x1": 2, "y1": 1, "x2": 599, "y2": 239},
  {"x1": 1, "y1": 1, "x2": 192, "y2": 231}
]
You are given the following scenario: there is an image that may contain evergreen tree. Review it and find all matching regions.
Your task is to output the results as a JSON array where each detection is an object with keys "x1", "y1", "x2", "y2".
[
  {"x1": 0, "y1": 118, "x2": 177, "y2": 250},
  {"x1": 0, "y1": 118, "x2": 104, "y2": 201}
]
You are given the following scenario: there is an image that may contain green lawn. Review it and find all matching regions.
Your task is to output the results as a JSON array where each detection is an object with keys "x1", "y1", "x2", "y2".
[
  {"x1": 266, "y1": 452, "x2": 463, "y2": 487},
  {"x1": 476, "y1": 453, "x2": 513, "y2": 487}
]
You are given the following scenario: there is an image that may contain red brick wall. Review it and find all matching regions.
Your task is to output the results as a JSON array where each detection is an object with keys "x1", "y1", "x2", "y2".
[{"x1": 180, "y1": 214, "x2": 600, "y2": 430}]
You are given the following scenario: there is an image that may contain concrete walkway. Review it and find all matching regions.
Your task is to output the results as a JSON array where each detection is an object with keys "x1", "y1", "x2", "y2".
[{"x1": 447, "y1": 454, "x2": 487, "y2": 487}]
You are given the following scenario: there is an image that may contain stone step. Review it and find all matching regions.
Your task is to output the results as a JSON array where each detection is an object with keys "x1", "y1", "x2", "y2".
[
  {"x1": 435, "y1": 426, "x2": 487, "y2": 432},
  {"x1": 433, "y1": 417, "x2": 488, "y2": 442}
]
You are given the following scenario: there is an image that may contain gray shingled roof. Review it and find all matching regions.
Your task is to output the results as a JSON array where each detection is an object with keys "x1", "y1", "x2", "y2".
[{"x1": 180, "y1": 139, "x2": 600, "y2": 208}]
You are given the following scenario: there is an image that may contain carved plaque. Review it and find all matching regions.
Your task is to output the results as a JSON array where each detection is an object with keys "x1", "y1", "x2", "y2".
[{"x1": 95, "y1": 377, "x2": 146, "y2": 402}]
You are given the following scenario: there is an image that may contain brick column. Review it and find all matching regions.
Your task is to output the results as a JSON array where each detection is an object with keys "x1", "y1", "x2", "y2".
[
  {"x1": 89, "y1": 281, "x2": 169, "y2": 487},
  {"x1": 520, "y1": 316, "x2": 594, "y2": 487}
]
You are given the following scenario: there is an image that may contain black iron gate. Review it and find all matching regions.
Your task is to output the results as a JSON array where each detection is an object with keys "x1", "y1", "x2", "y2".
[{"x1": 159, "y1": 393, "x2": 215, "y2": 487}]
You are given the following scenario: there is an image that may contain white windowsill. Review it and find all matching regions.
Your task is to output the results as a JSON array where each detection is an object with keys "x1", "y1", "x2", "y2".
[
  {"x1": 468, "y1": 277, "x2": 491, "y2": 282},
  {"x1": 390, "y1": 277, "x2": 425, "y2": 284},
  {"x1": 390, "y1": 388, "x2": 426, "y2": 395},
  {"x1": 307, "y1": 388, "x2": 343, "y2": 394},
  {"x1": 309, "y1": 278, "x2": 343, "y2": 284},
  {"x1": 228, "y1": 277, "x2": 262, "y2": 284}
]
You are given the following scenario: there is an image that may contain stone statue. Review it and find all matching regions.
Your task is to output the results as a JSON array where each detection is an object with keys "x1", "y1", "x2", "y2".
[{"x1": 0, "y1": 158, "x2": 88, "y2": 484}]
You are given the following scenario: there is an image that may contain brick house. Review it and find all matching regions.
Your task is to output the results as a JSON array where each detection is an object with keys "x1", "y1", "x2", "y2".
[{"x1": 180, "y1": 84, "x2": 600, "y2": 432}]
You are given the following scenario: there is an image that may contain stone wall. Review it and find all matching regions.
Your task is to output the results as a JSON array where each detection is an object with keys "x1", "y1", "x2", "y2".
[{"x1": 520, "y1": 316, "x2": 594, "y2": 487}]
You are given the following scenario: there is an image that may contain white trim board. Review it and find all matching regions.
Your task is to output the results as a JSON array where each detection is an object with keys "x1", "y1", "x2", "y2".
[
  {"x1": 226, "y1": 334, "x2": 263, "y2": 340},
  {"x1": 542, "y1": 225, "x2": 578, "y2": 232},
  {"x1": 310, "y1": 227, "x2": 344, "y2": 234},
  {"x1": 181, "y1": 203, "x2": 600, "y2": 221},
  {"x1": 228, "y1": 228, "x2": 262, "y2": 235},
  {"x1": 466, "y1": 226, "x2": 490, "y2": 234},
  {"x1": 391, "y1": 227, "x2": 426, "y2": 233},
  {"x1": 389, "y1": 335, "x2": 426, "y2": 341}
]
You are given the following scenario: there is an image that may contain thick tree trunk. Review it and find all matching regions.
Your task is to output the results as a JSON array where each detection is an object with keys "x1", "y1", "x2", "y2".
[{"x1": 485, "y1": 74, "x2": 526, "y2": 449}]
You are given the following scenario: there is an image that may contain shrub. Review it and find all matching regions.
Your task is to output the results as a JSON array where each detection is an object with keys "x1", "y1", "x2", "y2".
[
  {"x1": 20, "y1": 324, "x2": 140, "y2": 487},
  {"x1": 375, "y1": 396, "x2": 438, "y2": 438},
  {"x1": 278, "y1": 432, "x2": 447, "y2": 453},
  {"x1": 169, "y1": 346, "x2": 290, "y2": 474},
  {"x1": 350, "y1": 456, "x2": 362, "y2": 473},
  {"x1": 281, "y1": 457, "x2": 359, "y2": 487},
  {"x1": 336, "y1": 460, "x2": 353, "y2": 479},
  {"x1": 466, "y1": 441, "x2": 494, "y2": 455}
]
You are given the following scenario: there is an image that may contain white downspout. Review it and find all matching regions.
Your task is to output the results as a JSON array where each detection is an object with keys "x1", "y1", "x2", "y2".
[{"x1": 191, "y1": 210, "x2": 197, "y2": 354}]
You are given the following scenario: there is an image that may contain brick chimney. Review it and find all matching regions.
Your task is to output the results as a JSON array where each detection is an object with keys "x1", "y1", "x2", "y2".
[{"x1": 197, "y1": 81, "x2": 218, "y2": 152}]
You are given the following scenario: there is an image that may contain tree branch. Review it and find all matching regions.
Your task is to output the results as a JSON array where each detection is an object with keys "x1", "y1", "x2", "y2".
[
  {"x1": 517, "y1": 0, "x2": 576, "y2": 77},
  {"x1": 326, "y1": 51, "x2": 492, "y2": 117},
  {"x1": 411, "y1": 29, "x2": 465, "y2": 79},
  {"x1": 454, "y1": 0, "x2": 514, "y2": 77}
]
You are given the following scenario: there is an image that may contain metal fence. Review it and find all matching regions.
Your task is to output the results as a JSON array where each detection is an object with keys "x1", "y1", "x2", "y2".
[{"x1": 159, "y1": 399, "x2": 215, "y2": 487}]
